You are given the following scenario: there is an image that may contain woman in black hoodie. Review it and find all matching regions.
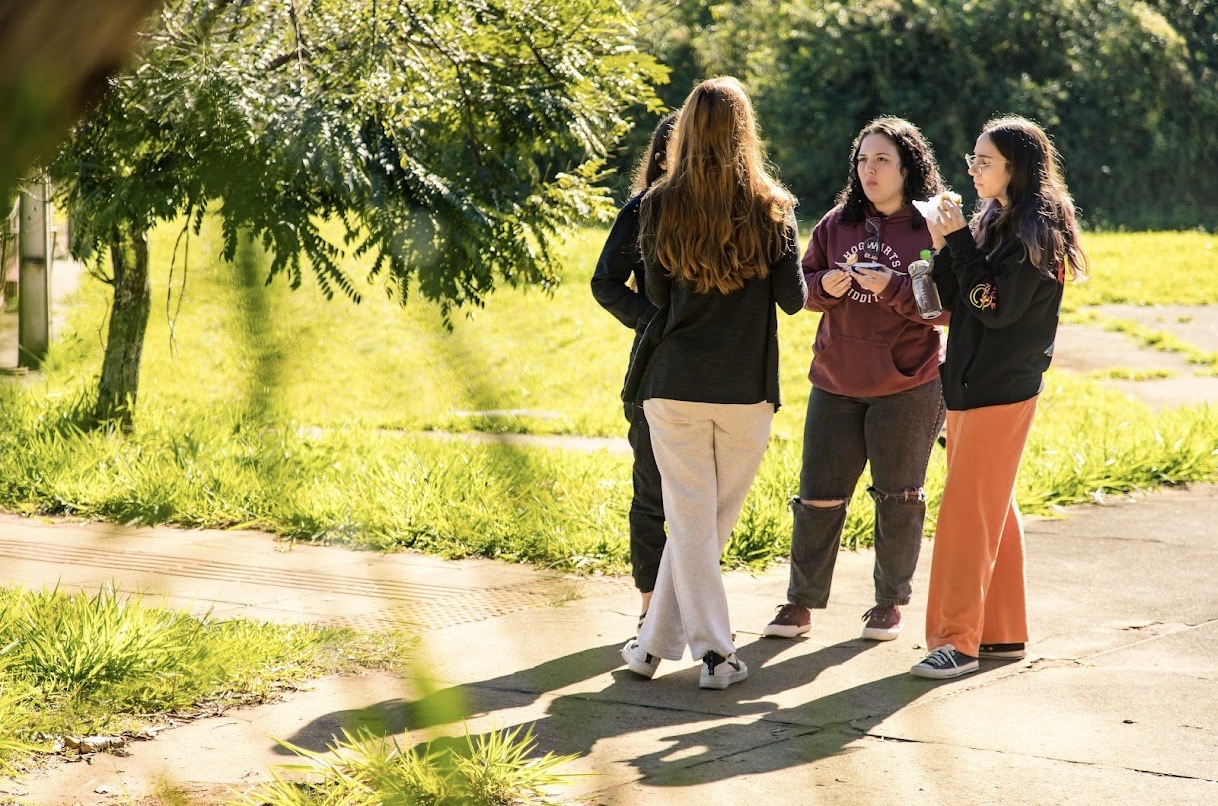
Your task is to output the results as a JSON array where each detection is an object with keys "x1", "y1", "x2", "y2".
[
  {"x1": 591, "y1": 111, "x2": 678, "y2": 631},
  {"x1": 911, "y1": 116, "x2": 1089, "y2": 679}
]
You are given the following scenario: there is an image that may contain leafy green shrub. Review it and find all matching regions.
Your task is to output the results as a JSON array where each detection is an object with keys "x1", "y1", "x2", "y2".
[{"x1": 641, "y1": 0, "x2": 1218, "y2": 229}]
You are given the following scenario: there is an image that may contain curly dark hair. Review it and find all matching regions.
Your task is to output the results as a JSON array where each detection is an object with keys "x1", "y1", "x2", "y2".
[{"x1": 836, "y1": 116, "x2": 945, "y2": 228}]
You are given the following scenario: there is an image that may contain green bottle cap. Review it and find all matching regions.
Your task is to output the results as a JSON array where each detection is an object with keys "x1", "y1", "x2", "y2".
[{"x1": 920, "y1": 249, "x2": 932, "y2": 260}]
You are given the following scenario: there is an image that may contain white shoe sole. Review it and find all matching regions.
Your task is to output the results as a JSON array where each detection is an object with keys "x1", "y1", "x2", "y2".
[
  {"x1": 861, "y1": 626, "x2": 901, "y2": 641},
  {"x1": 620, "y1": 644, "x2": 658, "y2": 679},
  {"x1": 700, "y1": 667, "x2": 748, "y2": 689},
  {"x1": 978, "y1": 649, "x2": 1026, "y2": 659},
  {"x1": 762, "y1": 623, "x2": 809, "y2": 638}
]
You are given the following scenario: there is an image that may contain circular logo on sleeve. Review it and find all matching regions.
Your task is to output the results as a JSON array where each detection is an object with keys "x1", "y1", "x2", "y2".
[{"x1": 968, "y1": 283, "x2": 998, "y2": 310}]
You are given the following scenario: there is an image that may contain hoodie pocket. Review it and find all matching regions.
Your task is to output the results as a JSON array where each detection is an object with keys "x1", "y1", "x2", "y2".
[{"x1": 811, "y1": 335, "x2": 907, "y2": 396}]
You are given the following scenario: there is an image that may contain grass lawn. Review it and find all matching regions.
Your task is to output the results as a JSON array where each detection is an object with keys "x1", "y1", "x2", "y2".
[
  {"x1": 1, "y1": 222, "x2": 1216, "y2": 572},
  {"x1": 0, "y1": 584, "x2": 412, "y2": 775}
]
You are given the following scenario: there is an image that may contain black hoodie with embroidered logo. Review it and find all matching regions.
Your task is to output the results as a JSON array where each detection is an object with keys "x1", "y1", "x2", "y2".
[{"x1": 932, "y1": 227, "x2": 1064, "y2": 411}]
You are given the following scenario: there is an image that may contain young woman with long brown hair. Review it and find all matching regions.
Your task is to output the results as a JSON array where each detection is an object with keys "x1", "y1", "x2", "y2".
[
  {"x1": 618, "y1": 77, "x2": 807, "y2": 690},
  {"x1": 912, "y1": 116, "x2": 1089, "y2": 679}
]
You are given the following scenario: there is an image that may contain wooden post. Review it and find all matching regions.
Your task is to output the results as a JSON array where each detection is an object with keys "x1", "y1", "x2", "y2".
[{"x1": 18, "y1": 177, "x2": 52, "y2": 369}]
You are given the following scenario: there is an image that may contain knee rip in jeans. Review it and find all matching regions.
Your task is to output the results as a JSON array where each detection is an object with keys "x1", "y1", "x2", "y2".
[
  {"x1": 867, "y1": 486, "x2": 926, "y2": 504},
  {"x1": 792, "y1": 496, "x2": 848, "y2": 510}
]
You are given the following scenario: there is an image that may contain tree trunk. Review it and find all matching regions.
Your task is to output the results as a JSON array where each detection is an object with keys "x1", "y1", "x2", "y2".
[{"x1": 94, "y1": 227, "x2": 150, "y2": 431}]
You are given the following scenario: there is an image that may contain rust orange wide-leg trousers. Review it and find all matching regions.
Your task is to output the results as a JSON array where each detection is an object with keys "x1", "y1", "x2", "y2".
[{"x1": 925, "y1": 396, "x2": 1039, "y2": 657}]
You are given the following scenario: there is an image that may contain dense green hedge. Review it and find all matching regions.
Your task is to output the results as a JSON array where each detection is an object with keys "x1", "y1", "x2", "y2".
[{"x1": 623, "y1": 0, "x2": 1217, "y2": 230}]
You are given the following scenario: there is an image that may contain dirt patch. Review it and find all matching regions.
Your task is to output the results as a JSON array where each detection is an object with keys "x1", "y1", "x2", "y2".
[
  {"x1": 1053, "y1": 324, "x2": 1197, "y2": 375},
  {"x1": 1054, "y1": 304, "x2": 1218, "y2": 410},
  {"x1": 1093, "y1": 304, "x2": 1218, "y2": 353}
]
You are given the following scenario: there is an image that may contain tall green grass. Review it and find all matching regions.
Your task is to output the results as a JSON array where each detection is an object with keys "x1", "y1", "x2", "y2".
[
  {"x1": 240, "y1": 725, "x2": 577, "y2": 806},
  {"x1": 0, "y1": 585, "x2": 412, "y2": 772},
  {"x1": 1, "y1": 220, "x2": 1216, "y2": 572}
]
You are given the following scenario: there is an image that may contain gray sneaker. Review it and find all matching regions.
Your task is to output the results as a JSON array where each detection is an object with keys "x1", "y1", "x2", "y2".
[
  {"x1": 910, "y1": 645, "x2": 979, "y2": 679},
  {"x1": 700, "y1": 651, "x2": 748, "y2": 690}
]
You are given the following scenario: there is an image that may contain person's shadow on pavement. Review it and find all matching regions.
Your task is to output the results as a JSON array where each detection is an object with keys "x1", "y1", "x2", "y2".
[
  {"x1": 277, "y1": 630, "x2": 936, "y2": 794},
  {"x1": 624, "y1": 661, "x2": 936, "y2": 788},
  {"x1": 277, "y1": 639, "x2": 637, "y2": 754}
]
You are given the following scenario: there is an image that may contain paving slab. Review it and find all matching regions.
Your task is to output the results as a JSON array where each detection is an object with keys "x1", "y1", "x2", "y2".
[
  {"x1": 1053, "y1": 322, "x2": 1200, "y2": 375},
  {"x1": 872, "y1": 661, "x2": 1218, "y2": 779},
  {"x1": 10, "y1": 673, "x2": 408, "y2": 806},
  {"x1": 3, "y1": 484, "x2": 1218, "y2": 804},
  {"x1": 1054, "y1": 317, "x2": 1218, "y2": 408},
  {"x1": 604, "y1": 731, "x2": 1218, "y2": 806}
]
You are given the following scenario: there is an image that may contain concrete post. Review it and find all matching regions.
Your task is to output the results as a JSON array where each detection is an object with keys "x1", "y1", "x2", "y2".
[{"x1": 18, "y1": 178, "x2": 52, "y2": 369}]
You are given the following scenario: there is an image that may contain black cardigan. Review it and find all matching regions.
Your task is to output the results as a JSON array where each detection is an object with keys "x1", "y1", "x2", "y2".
[{"x1": 637, "y1": 199, "x2": 807, "y2": 408}]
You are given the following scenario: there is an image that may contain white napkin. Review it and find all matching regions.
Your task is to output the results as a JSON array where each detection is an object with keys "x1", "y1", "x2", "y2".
[{"x1": 912, "y1": 192, "x2": 962, "y2": 227}]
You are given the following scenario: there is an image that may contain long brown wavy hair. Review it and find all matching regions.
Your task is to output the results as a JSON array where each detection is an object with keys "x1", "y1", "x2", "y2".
[
  {"x1": 640, "y1": 77, "x2": 795, "y2": 295},
  {"x1": 971, "y1": 116, "x2": 1089, "y2": 282}
]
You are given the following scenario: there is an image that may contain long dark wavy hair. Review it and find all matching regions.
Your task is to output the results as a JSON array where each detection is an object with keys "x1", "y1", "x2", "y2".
[
  {"x1": 630, "y1": 111, "x2": 678, "y2": 195},
  {"x1": 837, "y1": 116, "x2": 945, "y2": 228},
  {"x1": 971, "y1": 116, "x2": 1089, "y2": 282}
]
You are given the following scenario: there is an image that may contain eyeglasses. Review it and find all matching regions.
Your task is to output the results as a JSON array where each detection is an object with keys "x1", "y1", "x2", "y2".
[
  {"x1": 964, "y1": 153, "x2": 1008, "y2": 172},
  {"x1": 864, "y1": 217, "x2": 882, "y2": 259}
]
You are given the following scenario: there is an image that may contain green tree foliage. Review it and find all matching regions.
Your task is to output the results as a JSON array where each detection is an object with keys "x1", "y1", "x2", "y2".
[
  {"x1": 635, "y1": 0, "x2": 1216, "y2": 228},
  {"x1": 50, "y1": 0, "x2": 661, "y2": 427}
]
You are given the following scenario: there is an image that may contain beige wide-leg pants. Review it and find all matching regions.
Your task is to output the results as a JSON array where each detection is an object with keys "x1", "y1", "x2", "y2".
[{"x1": 638, "y1": 398, "x2": 774, "y2": 662}]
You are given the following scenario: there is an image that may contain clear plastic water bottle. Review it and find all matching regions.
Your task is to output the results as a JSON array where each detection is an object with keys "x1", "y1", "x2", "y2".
[{"x1": 909, "y1": 249, "x2": 942, "y2": 319}]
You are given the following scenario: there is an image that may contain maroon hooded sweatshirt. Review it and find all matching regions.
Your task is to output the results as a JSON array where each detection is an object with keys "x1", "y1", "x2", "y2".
[{"x1": 801, "y1": 203, "x2": 948, "y2": 397}]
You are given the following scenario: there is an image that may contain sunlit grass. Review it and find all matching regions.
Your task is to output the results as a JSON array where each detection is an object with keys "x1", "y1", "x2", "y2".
[
  {"x1": 0, "y1": 585, "x2": 414, "y2": 772},
  {"x1": 47, "y1": 218, "x2": 824, "y2": 440},
  {"x1": 1066, "y1": 230, "x2": 1218, "y2": 310},
  {"x1": 2, "y1": 221, "x2": 1217, "y2": 571},
  {"x1": 238, "y1": 724, "x2": 577, "y2": 806}
]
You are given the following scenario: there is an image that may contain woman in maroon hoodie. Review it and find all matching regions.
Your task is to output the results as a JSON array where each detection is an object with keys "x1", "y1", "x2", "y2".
[{"x1": 763, "y1": 117, "x2": 949, "y2": 642}]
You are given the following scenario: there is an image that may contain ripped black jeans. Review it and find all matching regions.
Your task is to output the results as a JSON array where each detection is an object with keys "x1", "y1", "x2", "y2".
[{"x1": 786, "y1": 379, "x2": 946, "y2": 608}]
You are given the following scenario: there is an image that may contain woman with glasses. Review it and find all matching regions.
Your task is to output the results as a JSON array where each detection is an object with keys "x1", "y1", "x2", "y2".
[
  {"x1": 911, "y1": 116, "x2": 1089, "y2": 679},
  {"x1": 619, "y1": 77, "x2": 806, "y2": 690},
  {"x1": 763, "y1": 117, "x2": 949, "y2": 644}
]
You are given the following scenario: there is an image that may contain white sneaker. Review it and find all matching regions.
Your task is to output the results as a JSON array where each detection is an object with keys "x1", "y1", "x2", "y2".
[
  {"x1": 620, "y1": 639, "x2": 660, "y2": 679},
  {"x1": 699, "y1": 651, "x2": 748, "y2": 689}
]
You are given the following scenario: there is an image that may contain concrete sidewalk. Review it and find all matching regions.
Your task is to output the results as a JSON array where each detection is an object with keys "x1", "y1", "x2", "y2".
[{"x1": 1, "y1": 485, "x2": 1217, "y2": 805}]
